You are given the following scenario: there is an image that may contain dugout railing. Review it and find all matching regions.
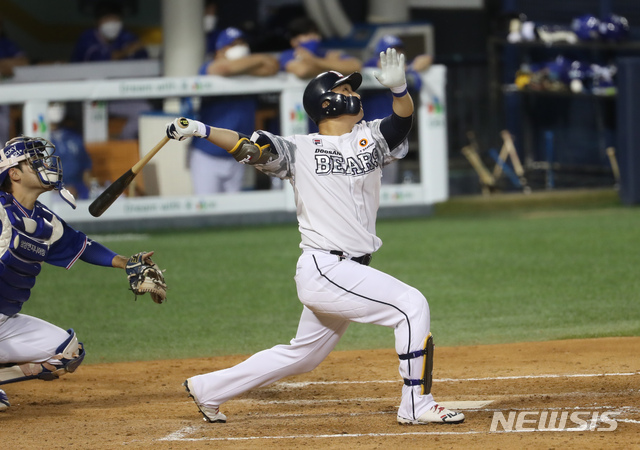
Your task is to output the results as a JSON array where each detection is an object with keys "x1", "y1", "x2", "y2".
[{"x1": 0, "y1": 67, "x2": 448, "y2": 231}]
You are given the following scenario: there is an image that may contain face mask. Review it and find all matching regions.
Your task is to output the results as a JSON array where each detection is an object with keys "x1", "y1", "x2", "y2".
[
  {"x1": 299, "y1": 39, "x2": 320, "y2": 54},
  {"x1": 204, "y1": 15, "x2": 217, "y2": 33},
  {"x1": 46, "y1": 103, "x2": 66, "y2": 124},
  {"x1": 225, "y1": 44, "x2": 250, "y2": 60},
  {"x1": 100, "y1": 20, "x2": 123, "y2": 40}
]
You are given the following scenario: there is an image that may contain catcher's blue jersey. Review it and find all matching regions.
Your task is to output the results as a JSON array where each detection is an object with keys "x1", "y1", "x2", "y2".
[{"x1": 0, "y1": 192, "x2": 88, "y2": 316}]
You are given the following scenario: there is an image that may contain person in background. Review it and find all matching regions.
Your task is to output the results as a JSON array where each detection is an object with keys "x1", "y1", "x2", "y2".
[
  {"x1": 0, "y1": 16, "x2": 29, "y2": 145},
  {"x1": 192, "y1": 27, "x2": 279, "y2": 194},
  {"x1": 364, "y1": 35, "x2": 432, "y2": 80},
  {"x1": 280, "y1": 17, "x2": 362, "y2": 79},
  {"x1": 71, "y1": 0, "x2": 148, "y2": 62},
  {"x1": 47, "y1": 103, "x2": 93, "y2": 200},
  {"x1": 204, "y1": 0, "x2": 220, "y2": 59},
  {"x1": 363, "y1": 35, "x2": 432, "y2": 184},
  {"x1": 71, "y1": 1, "x2": 151, "y2": 140}
]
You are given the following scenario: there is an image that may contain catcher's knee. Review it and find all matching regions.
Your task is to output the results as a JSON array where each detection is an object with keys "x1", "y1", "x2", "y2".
[
  {"x1": 0, "y1": 329, "x2": 85, "y2": 386},
  {"x1": 399, "y1": 333, "x2": 434, "y2": 395}
]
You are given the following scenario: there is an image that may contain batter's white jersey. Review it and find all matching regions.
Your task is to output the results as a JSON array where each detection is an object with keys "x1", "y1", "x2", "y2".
[{"x1": 253, "y1": 119, "x2": 408, "y2": 256}]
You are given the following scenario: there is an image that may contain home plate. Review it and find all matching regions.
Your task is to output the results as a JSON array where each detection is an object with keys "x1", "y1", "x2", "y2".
[{"x1": 439, "y1": 400, "x2": 494, "y2": 409}]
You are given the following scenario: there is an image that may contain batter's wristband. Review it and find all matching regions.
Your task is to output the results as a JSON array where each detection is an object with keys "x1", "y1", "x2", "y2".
[
  {"x1": 391, "y1": 83, "x2": 408, "y2": 97},
  {"x1": 195, "y1": 121, "x2": 211, "y2": 138}
]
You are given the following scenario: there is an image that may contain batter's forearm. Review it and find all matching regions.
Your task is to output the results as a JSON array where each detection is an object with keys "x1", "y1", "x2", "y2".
[
  {"x1": 392, "y1": 93, "x2": 414, "y2": 118},
  {"x1": 205, "y1": 127, "x2": 242, "y2": 152}
]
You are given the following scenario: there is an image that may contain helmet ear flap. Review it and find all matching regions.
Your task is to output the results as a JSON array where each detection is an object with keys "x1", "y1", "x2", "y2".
[
  {"x1": 317, "y1": 92, "x2": 362, "y2": 122},
  {"x1": 319, "y1": 92, "x2": 346, "y2": 119}
]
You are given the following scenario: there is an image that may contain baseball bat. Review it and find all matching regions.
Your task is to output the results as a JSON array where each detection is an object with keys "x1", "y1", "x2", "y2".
[{"x1": 88, "y1": 136, "x2": 170, "y2": 217}]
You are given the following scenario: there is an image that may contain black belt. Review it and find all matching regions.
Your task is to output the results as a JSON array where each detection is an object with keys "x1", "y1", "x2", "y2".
[{"x1": 330, "y1": 250, "x2": 372, "y2": 266}]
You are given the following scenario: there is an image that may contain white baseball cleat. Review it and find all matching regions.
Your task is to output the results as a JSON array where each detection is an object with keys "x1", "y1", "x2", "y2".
[
  {"x1": 0, "y1": 389, "x2": 9, "y2": 411},
  {"x1": 183, "y1": 379, "x2": 227, "y2": 423},
  {"x1": 397, "y1": 403, "x2": 465, "y2": 424}
]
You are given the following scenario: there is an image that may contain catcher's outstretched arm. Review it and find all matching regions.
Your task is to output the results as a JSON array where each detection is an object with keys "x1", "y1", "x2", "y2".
[{"x1": 79, "y1": 239, "x2": 153, "y2": 270}]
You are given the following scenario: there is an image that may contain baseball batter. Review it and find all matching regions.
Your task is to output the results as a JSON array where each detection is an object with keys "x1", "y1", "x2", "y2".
[
  {"x1": 166, "y1": 48, "x2": 464, "y2": 425},
  {"x1": 0, "y1": 136, "x2": 165, "y2": 412}
]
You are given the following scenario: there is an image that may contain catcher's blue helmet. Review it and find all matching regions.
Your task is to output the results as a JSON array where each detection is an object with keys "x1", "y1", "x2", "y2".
[
  {"x1": 0, "y1": 136, "x2": 63, "y2": 190},
  {"x1": 303, "y1": 71, "x2": 363, "y2": 124},
  {"x1": 1, "y1": 136, "x2": 76, "y2": 208}
]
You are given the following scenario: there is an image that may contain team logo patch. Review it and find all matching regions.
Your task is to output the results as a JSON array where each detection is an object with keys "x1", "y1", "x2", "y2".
[
  {"x1": 313, "y1": 138, "x2": 323, "y2": 146},
  {"x1": 359, "y1": 138, "x2": 368, "y2": 147},
  {"x1": 5, "y1": 144, "x2": 23, "y2": 158}
]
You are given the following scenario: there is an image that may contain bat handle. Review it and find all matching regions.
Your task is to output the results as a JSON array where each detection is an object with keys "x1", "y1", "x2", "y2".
[{"x1": 132, "y1": 136, "x2": 170, "y2": 174}]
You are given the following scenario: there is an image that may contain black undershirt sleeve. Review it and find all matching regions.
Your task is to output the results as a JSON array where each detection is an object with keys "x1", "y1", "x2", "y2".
[{"x1": 379, "y1": 112, "x2": 414, "y2": 149}]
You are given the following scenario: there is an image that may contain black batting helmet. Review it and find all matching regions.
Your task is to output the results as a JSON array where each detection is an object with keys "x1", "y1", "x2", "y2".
[{"x1": 303, "y1": 71, "x2": 363, "y2": 124}]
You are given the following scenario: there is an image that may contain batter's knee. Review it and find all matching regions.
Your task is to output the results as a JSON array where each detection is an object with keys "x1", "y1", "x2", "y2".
[{"x1": 403, "y1": 287, "x2": 430, "y2": 322}]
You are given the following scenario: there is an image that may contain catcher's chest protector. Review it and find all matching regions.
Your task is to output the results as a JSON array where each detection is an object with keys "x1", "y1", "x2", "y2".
[{"x1": 0, "y1": 194, "x2": 62, "y2": 315}]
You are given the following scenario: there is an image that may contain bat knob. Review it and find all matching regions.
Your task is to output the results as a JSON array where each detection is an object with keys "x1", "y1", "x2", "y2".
[{"x1": 178, "y1": 117, "x2": 190, "y2": 129}]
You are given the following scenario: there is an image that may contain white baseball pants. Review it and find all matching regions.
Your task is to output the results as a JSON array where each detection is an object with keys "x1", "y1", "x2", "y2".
[
  {"x1": 0, "y1": 314, "x2": 70, "y2": 365},
  {"x1": 189, "y1": 249, "x2": 437, "y2": 421}
]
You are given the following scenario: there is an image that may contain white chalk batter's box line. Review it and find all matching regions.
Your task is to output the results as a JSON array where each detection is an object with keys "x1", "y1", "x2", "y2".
[
  {"x1": 160, "y1": 415, "x2": 640, "y2": 443},
  {"x1": 232, "y1": 394, "x2": 637, "y2": 406},
  {"x1": 161, "y1": 403, "x2": 640, "y2": 442},
  {"x1": 160, "y1": 405, "x2": 640, "y2": 442},
  {"x1": 157, "y1": 372, "x2": 640, "y2": 442},
  {"x1": 198, "y1": 404, "x2": 640, "y2": 417},
  {"x1": 275, "y1": 371, "x2": 639, "y2": 388}
]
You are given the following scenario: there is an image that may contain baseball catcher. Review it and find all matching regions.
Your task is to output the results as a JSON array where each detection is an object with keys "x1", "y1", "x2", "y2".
[{"x1": 0, "y1": 136, "x2": 165, "y2": 412}]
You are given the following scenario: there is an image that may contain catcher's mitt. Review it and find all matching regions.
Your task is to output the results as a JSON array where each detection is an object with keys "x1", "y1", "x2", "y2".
[{"x1": 126, "y1": 252, "x2": 167, "y2": 304}]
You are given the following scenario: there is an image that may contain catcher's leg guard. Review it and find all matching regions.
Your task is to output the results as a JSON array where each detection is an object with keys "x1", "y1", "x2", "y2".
[
  {"x1": 0, "y1": 329, "x2": 85, "y2": 385},
  {"x1": 399, "y1": 333, "x2": 434, "y2": 395},
  {"x1": 0, "y1": 389, "x2": 9, "y2": 410}
]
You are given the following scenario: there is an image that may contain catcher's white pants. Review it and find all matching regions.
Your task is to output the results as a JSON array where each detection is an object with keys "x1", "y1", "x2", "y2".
[
  {"x1": 190, "y1": 249, "x2": 437, "y2": 421},
  {"x1": 0, "y1": 314, "x2": 70, "y2": 365}
]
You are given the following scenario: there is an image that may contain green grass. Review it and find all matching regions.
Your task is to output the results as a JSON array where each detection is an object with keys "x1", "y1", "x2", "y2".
[{"x1": 22, "y1": 189, "x2": 640, "y2": 364}]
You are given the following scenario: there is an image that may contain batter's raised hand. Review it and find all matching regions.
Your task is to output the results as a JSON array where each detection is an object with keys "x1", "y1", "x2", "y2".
[
  {"x1": 166, "y1": 117, "x2": 210, "y2": 141},
  {"x1": 374, "y1": 48, "x2": 406, "y2": 89}
]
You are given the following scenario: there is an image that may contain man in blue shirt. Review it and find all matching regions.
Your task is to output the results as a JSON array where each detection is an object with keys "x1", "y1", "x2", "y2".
[
  {"x1": 280, "y1": 17, "x2": 362, "y2": 80},
  {"x1": 71, "y1": 1, "x2": 148, "y2": 62},
  {"x1": 47, "y1": 103, "x2": 93, "y2": 200},
  {"x1": 192, "y1": 27, "x2": 278, "y2": 194},
  {"x1": 71, "y1": 1, "x2": 151, "y2": 140}
]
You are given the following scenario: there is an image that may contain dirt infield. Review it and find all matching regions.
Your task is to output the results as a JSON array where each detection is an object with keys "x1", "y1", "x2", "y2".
[{"x1": 2, "y1": 337, "x2": 639, "y2": 449}]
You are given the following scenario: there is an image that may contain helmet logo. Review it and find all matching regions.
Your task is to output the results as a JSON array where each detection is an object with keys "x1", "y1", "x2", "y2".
[{"x1": 5, "y1": 144, "x2": 23, "y2": 159}]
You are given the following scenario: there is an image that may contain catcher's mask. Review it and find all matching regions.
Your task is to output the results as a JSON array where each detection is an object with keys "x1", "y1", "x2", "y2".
[
  {"x1": 0, "y1": 136, "x2": 76, "y2": 208},
  {"x1": 303, "y1": 70, "x2": 362, "y2": 124}
]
